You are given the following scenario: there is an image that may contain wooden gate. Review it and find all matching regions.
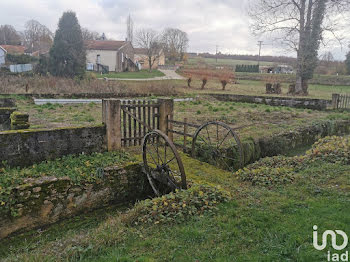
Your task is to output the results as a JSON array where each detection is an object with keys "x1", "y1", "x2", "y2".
[
  {"x1": 102, "y1": 98, "x2": 174, "y2": 150},
  {"x1": 120, "y1": 100, "x2": 160, "y2": 146},
  {"x1": 332, "y1": 94, "x2": 350, "y2": 110}
]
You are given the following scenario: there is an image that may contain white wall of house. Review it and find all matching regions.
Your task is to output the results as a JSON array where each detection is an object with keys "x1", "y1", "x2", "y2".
[
  {"x1": 86, "y1": 50, "x2": 117, "y2": 72},
  {"x1": 0, "y1": 48, "x2": 6, "y2": 66}
]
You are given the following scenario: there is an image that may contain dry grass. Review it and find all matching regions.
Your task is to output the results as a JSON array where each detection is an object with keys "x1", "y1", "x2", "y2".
[{"x1": 0, "y1": 76, "x2": 182, "y2": 96}]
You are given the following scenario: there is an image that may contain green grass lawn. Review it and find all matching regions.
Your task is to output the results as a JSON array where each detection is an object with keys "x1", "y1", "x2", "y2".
[
  {"x1": 2, "y1": 136, "x2": 349, "y2": 261},
  {"x1": 94, "y1": 70, "x2": 165, "y2": 79}
]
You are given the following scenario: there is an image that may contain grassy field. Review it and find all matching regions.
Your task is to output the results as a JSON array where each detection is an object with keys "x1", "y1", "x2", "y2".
[
  {"x1": 1, "y1": 136, "x2": 349, "y2": 261},
  {"x1": 7, "y1": 96, "x2": 350, "y2": 140},
  {"x1": 94, "y1": 70, "x2": 165, "y2": 79}
]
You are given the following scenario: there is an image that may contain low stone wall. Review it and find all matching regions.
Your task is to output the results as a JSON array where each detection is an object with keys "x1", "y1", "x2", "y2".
[
  {"x1": 242, "y1": 119, "x2": 350, "y2": 165},
  {"x1": 0, "y1": 125, "x2": 106, "y2": 167},
  {"x1": 210, "y1": 94, "x2": 330, "y2": 110},
  {"x1": 0, "y1": 107, "x2": 16, "y2": 131},
  {"x1": 0, "y1": 98, "x2": 16, "y2": 107},
  {"x1": 0, "y1": 98, "x2": 16, "y2": 131},
  {"x1": 0, "y1": 163, "x2": 152, "y2": 239}
]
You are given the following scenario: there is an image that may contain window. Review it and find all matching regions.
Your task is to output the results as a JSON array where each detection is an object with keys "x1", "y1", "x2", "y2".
[{"x1": 96, "y1": 54, "x2": 101, "y2": 64}]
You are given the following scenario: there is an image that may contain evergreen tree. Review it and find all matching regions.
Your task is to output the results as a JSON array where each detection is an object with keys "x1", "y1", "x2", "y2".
[
  {"x1": 49, "y1": 11, "x2": 85, "y2": 78},
  {"x1": 345, "y1": 51, "x2": 350, "y2": 75}
]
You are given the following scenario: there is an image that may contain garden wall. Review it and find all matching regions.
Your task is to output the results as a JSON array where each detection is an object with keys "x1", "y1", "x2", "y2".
[
  {"x1": 242, "y1": 119, "x2": 350, "y2": 165},
  {"x1": 0, "y1": 163, "x2": 152, "y2": 239},
  {"x1": 0, "y1": 125, "x2": 106, "y2": 167},
  {"x1": 210, "y1": 94, "x2": 330, "y2": 110},
  {"x1": 0, "y1": 98, "x2": 16, "y2": 131}
]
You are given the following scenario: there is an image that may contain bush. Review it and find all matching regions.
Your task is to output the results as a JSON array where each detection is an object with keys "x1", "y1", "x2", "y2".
[
  {"x1": 122, "y1": 184, "x2": 231, "y2": 226},
  {"x1": 305, "y1": 136, "x2": 350, "y2": 164},
  {"x1": 236, "y1": 166, "x2": 295, "y2": 186},
  {"x1": 6, "y1": 53, "x2": 38, "y2": 64}
]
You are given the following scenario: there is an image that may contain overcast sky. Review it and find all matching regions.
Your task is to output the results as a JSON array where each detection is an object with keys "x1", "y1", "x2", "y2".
[{"x1": 1, "y1": 0, "x2": 349, "y2": 60}]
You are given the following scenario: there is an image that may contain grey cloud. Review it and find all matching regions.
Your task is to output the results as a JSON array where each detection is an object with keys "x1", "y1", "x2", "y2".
[{"x1": 0, "y1": 0, "x2": 348, "y2": 59}]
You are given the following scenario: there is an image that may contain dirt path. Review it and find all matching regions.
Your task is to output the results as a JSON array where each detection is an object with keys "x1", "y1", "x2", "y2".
[{"x1": 105, "y1": 69, "x2": 185, "y2": 81}]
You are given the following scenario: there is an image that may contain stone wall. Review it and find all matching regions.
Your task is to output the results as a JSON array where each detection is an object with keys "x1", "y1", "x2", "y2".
[
  {"x1": 0, "y1": 98, "x2": 16, "y2": 131},
  {"x1": 0, "y1": 163, "x2": 152, "y2": 239},
  {"x1": 241, "y1": 119, "x2": 350, "y2": 165},
  {"x1": 0, "y1": 98, "x2": 16, "y2": 107},
  {"x1": 0, "y1": 125, "x2": 106, "y2": 167},
  {"x1": 210, "y1": 94, "x2": 330, "y2": 110},
  {"x1": 0, "y1": 108, "x2": 16, "y2": 131}
]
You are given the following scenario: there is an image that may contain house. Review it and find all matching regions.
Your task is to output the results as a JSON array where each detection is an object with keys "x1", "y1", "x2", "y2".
[
  {"x1": 85, "y1": 40, "x2": 137, "y2": 73},
  {"x1": 0, "y1": 45, "x2": 26, "y2": 66},
  {"x1": 134, "y1": 48, "x2": 165, "y2": 70}
]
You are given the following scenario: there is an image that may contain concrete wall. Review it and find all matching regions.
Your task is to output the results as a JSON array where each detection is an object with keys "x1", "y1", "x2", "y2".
[
  {"x1": 86, "y1": 50, "x2": 117, "y2": 72},
  {"x1": 0, "y1": 125, "x2": 106, "y2": 167},
  {"x1": 0, "y1": 163, "x2": 152, "y2": 239},
  {"x1": 210, "y1": 94, "x2": 330, "y2": 110}
]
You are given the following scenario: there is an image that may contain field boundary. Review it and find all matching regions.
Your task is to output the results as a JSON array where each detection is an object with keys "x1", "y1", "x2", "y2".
[
  {"x1": 209, "y1": 93, "x2": 330, "y2": 110},
  {"x1": 0, "y1": 163, "x2": 151, "y2": 239},
  {"x1": 0, "y1": 125, "x2": 106, "y2": 167}
]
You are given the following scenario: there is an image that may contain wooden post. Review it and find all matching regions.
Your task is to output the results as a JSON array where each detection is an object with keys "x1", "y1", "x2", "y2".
[
  {"x1": 183, "y1": 118, "x2": 188, "y2": 153},
  {"x1": 332, "y1": 94, "x2": 340, "y2": 109},
  {"x1": 158, "y1": 98, "x2": 174, "y2": 141},
  {"x1": 102, "y1": 99, "x2": 121, "y2": 151}
]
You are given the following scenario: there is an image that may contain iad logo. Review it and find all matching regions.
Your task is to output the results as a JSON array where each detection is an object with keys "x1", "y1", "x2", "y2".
[{"x1": 313, "y1": 225, "x2": 349, "y2": 261}]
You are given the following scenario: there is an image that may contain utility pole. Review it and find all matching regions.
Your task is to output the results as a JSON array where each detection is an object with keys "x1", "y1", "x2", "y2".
[
  {"x1": 216, "y1": 45, "x2": 219, "y2": 63},
  {"x1": 257, "y1": 41, "x2": 263, "y2": 66}
]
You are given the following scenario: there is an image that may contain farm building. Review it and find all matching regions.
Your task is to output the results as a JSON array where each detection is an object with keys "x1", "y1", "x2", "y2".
[
  {"x1": 0, "y1": 45, "x2": 26, "y2": 66},
  {"x1": 85, "y1": 40, "x2": 138, "y2": 73},
  {"x1": 134, "y1": 48, "x2": 165, "y2": 70}
]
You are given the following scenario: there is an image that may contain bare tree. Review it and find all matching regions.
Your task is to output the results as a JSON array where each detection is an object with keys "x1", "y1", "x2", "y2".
[
  {"x1": 126, "y1": 14, "x2": 134, "y2": 43},
  {"x1": 81, "y1": 28, "x2": 100, "y2": 41},
  {"x1": 162, "y1": 28, "x2": 189, "y2": 63},
  {"x1": 24, "y1": 20, "x2": 53, "y2": 53},
  {"x1": 249, "y1": 0, "x2": 350, "y2": 95},
  {"x1": 136, "y1": 28, "x2": 162, "y2": 72},
  {"x1": 0, "y1": 25, "x2": 21, "y2": 45}
]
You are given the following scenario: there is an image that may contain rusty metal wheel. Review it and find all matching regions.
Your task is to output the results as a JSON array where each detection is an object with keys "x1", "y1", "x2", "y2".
[
  {"x1": 142, "y1": 130, "x2": 187, "y2": 196},
  {"x1": 191, "y1": 121, "x2": 243, "y2": 171}
]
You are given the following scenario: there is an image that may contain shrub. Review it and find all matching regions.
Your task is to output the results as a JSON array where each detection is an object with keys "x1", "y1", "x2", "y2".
[
  {"x1": 236, "y1": 166, "x2": 295, "y2": 186},
  {"x1": 187, "y1": 76, "x2": 192, "y2": 88},
  {"x1": 122, "y1": 184, "x2": 231, "y2": 226},
  {"x1": 305, "y1": 136, "x2": 350, "y2": 164},
  {"x1": 201, "y1": 76, "x2": 207, "y2": 89}
]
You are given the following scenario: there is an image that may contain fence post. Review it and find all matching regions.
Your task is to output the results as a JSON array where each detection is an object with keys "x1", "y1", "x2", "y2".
[
  {"x1": 332, "y1": 94, "x2": 340, "y2": 109},
  {"x1": 158, "y1": 98, "x2": 174, "y2": 141},
  {"x1": 183, "y1": 118, "x2": 188, "y2": 152},
  {"x1": 102, "y1": 99, "x2": 121, "y2": 151}
]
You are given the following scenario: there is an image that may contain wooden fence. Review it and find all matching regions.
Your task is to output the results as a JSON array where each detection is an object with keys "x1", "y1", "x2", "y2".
[
  {"x1": 332, "y1": 94, "x2": 350, "y2": 110},
  {"x1": 167, "y1": 118, "x2": 200, "y2": 152},
  {"x1": 102, "y1": 98, "x2": 173, "y2": 150}
]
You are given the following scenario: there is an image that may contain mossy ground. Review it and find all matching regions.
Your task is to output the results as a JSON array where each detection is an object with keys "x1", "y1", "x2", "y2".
[{"x1": 1, "y1": 142, "x2": 349, "y2": 261}]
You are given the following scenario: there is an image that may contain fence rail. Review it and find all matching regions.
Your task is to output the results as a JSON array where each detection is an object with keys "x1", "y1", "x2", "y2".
[{"x1": 332, "y1": 94, "x2": 350, "y2": 110}]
